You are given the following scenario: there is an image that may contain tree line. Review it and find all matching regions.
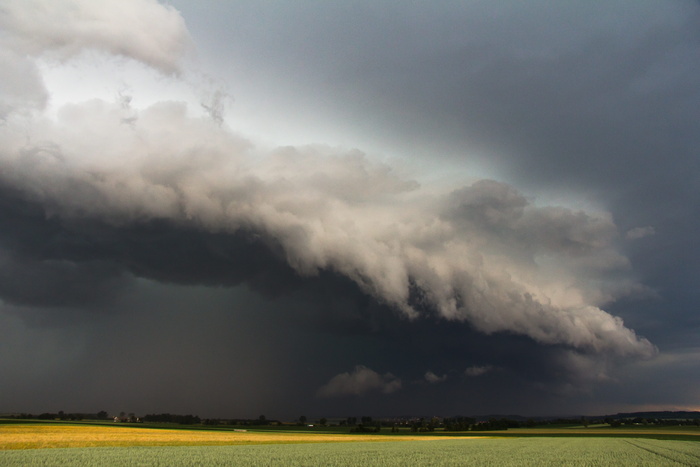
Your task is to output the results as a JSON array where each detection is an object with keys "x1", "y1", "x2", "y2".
[
  {"x1": 4, "y1": 411, "x2": 110, "y2": 421},
  {"x1": 6, "y1": 411, "x2": 700, "y2": 429}
]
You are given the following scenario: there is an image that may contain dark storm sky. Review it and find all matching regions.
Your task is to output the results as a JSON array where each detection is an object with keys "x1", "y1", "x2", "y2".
[{"x1": 0, "y1": 0, "x2": 698, "y2": 419}]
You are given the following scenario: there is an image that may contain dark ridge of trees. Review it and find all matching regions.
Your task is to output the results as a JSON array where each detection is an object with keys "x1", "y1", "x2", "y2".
[
  {"x1": 604, "y1": 416, "x2": 700, "y2": 427},
  {"x1": 349, "y1": 423, "x2": 381, "y2": 433},
  {"x1": 142, "y1": 413, "x2": 201, "y2": 425},
  {"x1": 472, "y1": 418, "x2": 521, "y2": 431},
  {"x1": 407, "y1": 416, "x2": 442, "y2": 432},
  {"x1": 614, "y1": 411, "x2": 700, "y2": 420},
  {"x1": 443, "y1": 416, "x2": 476, "y2": 431},
  {"x1": 203, "y1": 417, "x2": 281, "y2": 426},
  {"x1": 3, "y1": 411, "x2": 111, "y2": 421},
  {"x1": 6, "y1": 410, "x2": 700, "y2": 429}
]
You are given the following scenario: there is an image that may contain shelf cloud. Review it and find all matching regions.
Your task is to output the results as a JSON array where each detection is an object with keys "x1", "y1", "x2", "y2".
[{"x1": 1, "y1": 0, "x2": 697, "y2": 419}]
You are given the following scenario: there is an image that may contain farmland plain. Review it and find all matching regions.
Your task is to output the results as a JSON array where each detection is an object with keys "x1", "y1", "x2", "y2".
[
  {"x1": 1, "y1": 421, "x2": 699, "y2": 466},
  {"x1": 2, "y1": 437, "x2": 700, "y2": 466},
  {"x1": 0, "y1": 423, "x2": 456, "y2": 450}
]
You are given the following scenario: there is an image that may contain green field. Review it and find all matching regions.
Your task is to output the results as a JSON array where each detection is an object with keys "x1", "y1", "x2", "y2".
[
  {"x1": 2, "y1": 438, "x2": 700, "y2": 466},
  {"x1": 2, "y1": 421, "x2": 700, "y2": 466}
]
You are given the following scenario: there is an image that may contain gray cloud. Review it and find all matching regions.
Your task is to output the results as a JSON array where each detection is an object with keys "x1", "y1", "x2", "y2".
[
  {"x1": 465, "y1": 365, "x2": 494, "y2": 377},
  {"x1": 0, "y1": 50, "x2": 47, "y2": 120},
  {"x1": 317, "y1": 365, "x2": 401, "y2": 398},
  {"x1": 0, "y1": 98, "x2": 654, "y2": 357},
  {"x1": 2, "y1": 0, "x2": 696, "y2": 418},
  {"x1": 424, "y1": 371, "x2": 447, "y2": 384},
  {"x1": 626, "y1": 226, "x2": 655, "y2": 240},
  {"x1": 0, "y1": 0, "x2": 658, "y2": 359},
  {"x1": 0, "y1": 0, "x2": 190, "y2": 75}
]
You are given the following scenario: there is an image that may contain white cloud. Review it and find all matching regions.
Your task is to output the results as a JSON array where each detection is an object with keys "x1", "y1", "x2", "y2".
[
  {"x1": 0, "y1": 0, "x2": 658, "y2": 362},
  {"x1": 317, "y1": 365, "x2": 401, "y2": 397},
  {"x1": 465, "y1": 365, "x2": 494, "y2": 377},
  {"x1": 626, "y1": 226, "x2": 655, "y2": 240},
  {"x1": 0, "y1": 50, "x2": 48, "y2": 119},
  {"x1": 0, "y1": 0, "x2": 191, "y2": 75},
  {"x1": 424, "y1": 371, "x2": 447, "y2": 384}
]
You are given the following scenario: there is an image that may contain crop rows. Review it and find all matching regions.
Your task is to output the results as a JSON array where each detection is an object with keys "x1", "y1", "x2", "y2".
[{"x1": 2, "y1": 437, "x2": 700, "y2": 466}]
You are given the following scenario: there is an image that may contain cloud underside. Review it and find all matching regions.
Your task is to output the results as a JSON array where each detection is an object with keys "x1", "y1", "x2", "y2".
[{"x1": 0, "y1": 0, "x2": 656, "y2": 362}]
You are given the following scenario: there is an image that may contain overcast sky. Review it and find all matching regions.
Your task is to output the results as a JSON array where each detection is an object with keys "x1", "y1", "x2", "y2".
[{"x1": 1, "y1": 0, "x2": 698, "y2": 420}]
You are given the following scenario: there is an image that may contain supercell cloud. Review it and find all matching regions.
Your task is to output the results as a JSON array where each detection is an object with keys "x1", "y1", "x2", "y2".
[
  {"x1": 1, "y1": 0, "x2": 697, "y2": 418},
  {"x1": 0, "y1": 0, "x2": 653, "y2": 357}
]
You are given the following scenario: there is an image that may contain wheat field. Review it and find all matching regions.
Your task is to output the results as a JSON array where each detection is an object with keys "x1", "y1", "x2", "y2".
[{"x1": 0, "y1": 424, "x2": 467, "y2": 450}]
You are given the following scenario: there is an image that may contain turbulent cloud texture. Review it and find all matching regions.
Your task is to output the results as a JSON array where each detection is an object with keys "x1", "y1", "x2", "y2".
[
  {"x1": 7, "y1": 0, "x2": 697, "y2": 419},
  {"x1": 0, "y1": 0, "x2": 190, "y2": 74},
  {"x1": 0, "y1": 0, "x2": 656, "y2": 363}
]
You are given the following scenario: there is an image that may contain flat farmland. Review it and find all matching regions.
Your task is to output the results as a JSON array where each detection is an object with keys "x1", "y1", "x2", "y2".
[
  {"x1": 0, "y1": 423, "x2": 454, "y2": 450},
  {"x1": 477, "y1": 425, "x2": 700, "y2": 440},
  {"x1": 2, "y1": 437, "x2": 700, "y2": 466},
  {"x1": 1, "y1": 422, "x2": 700, "y2": 466}
]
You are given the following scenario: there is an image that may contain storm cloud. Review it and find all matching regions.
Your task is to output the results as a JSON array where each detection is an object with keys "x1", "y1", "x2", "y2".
[
  {"x1": 1, "y1": 0, "x2": 698, "y2": 419},
  {"x1": 317, "y1": 366, "x2": 402, "y2": 398}
]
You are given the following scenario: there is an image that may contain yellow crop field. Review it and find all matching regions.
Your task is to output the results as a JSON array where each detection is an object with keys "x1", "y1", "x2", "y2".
[{"x1": 0, "y1": 424, "x2": 467, "y2": 450}]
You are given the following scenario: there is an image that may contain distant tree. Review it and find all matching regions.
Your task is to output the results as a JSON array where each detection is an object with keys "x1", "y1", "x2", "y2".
[
  {"x1": 474, "y1": 418, "x2": 512, "y2": 431},
  {"x1": 319, "y1": 417, "x2": 327, "y2": 426},
  {"x1": 444, "y1": 416, "x2": 476, "y2": 431},
  {"x1": 142, "y1": 413, "x2": 200, "y2": 425},
  {"x1": 97, "y1": 411, "x2": 108, "y2": 420},
  {"x1": 299, "y1": 415, "x2": 307, "y2": 425}
]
